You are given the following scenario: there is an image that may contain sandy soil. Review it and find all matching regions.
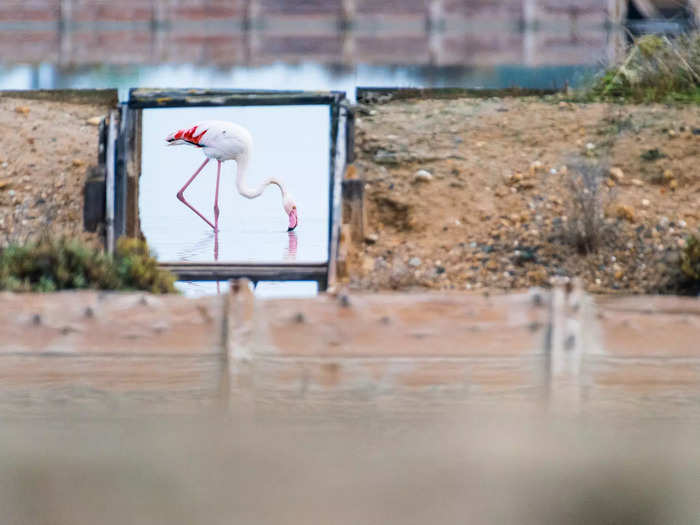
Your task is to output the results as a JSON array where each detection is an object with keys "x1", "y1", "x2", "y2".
[
  {"x1": 1, "y1": 93, "x2": 698, "y2": 295},
  {"x1": 0, "y1": 96, "x2": 108, "y2": 247},
  {"x1": 347, "y1": 97, "x2": 700, "y2": 293}
]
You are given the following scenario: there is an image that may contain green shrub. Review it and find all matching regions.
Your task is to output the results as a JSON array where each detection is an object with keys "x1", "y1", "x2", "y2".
[
  {"x1": 680, "y1": 235, "x2": 700, "y2": 283},
  {"x1": 0, "y1": 237, "x2": 176, "y2": 293},
  {"x1": 585, "y1": 33, "x2": 700, "y2": 103}
]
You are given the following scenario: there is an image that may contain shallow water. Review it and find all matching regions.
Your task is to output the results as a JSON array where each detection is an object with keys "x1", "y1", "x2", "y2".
[
  {"x1": 0, "y1": 62, "x2": 596, "y2": 101},
  {"x1": 175, "y1": 279, "x2": 319, "y2": 298}
]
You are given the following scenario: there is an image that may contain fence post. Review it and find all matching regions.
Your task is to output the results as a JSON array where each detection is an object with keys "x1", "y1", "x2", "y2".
[
  {"x1": 105, "y1": 110, "x2": 118, "y2": 253},
  {"x1": 341, "y1": 178, "x2": 365, "y2": 245},
  {"x1": 548, "y1": 278, "x2": 587, "y2": 414}
]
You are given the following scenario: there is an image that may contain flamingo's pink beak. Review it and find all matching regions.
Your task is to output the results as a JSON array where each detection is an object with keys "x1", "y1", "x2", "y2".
[{"x1": 287, "y1": 208, "x2": 298, "y2": 231}]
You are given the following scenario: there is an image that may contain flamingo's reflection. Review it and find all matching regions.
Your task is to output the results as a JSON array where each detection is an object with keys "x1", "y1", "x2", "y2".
[
  {"x1": 285, "y1": 231, "x2": 298, "y2": 261},
  {"x1": 184, "y1": 229, "x2": 299, "y2": 295}
]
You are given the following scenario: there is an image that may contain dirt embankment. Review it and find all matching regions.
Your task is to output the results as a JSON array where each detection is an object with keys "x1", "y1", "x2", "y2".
[
  {"x1": 347, "y1": 97, "x2": 700, "y2": 293},
  {"x1": 0, "y1": 95, "x2": 110, "y2": 247}
]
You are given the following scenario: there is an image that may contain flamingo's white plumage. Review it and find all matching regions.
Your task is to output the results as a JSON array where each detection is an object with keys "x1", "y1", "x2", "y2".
[{"x1": 165, "y1": 120, "x2": 298, "y2": 232}]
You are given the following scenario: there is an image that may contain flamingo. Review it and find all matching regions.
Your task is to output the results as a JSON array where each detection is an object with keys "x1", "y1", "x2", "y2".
[{"x1": 165, "y1": 120, "x2": 299, "y2": 233}]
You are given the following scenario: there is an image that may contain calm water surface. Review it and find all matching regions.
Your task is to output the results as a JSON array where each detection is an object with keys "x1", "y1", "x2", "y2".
[{"x1": 140, "y1": 105, "x2": 330, "y2": 265}]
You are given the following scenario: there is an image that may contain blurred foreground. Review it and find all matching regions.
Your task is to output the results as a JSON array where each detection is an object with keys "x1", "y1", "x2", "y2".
[{"x1": 1, "y1": 413, "x2": 699, "y2": 524}]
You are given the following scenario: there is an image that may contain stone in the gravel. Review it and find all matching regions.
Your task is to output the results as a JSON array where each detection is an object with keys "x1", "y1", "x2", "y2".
[
  {"x1": 8, "y1": 189, "x2": 15, "y2": 197},
  {"x1": 14, "y1": 106, "x2": 30, "y2": 115},
  {"x1": 364, "y1": 233, "x2": 378, "y2": 245},
  {"x1": 609, "y1": 167, "x2": 625, "y2": 181},
  {"x1": 678, "y1": 220, "x2": 687, "y2": 228},
  {"x1": 529, "y1": 161, "x2": 543, "y2": 175},
  {"x1": 72, "y1": 159, "x2": 85, "y2": 168},
  {"x1": 508, "y1": 172, "x2": 523, "y2": 184},
  {"x1": 408, "y1": 257, "x2": 422, "y2": 267},
  {"x1": 0, "y1": 179, "x2": 10, "y2": 190},
  {"x1": 86, "y1": 116, "x2": 103, "y2": 126},
  {"x1": 630, "y1": 178, "x2": 644, "y2": 187},
  {"x1": 677, "y1": 238, "x2": 687, "y2": 249},
  {"x1": 615, "y1": 204, "x2": 635, "y2": 222},
  {"x1": 692, "y1": 128, "x2": 700, "y2": 135},
  {"x1": 658, "y1": 216, "x2": 670, "y2": 229},
  {"x1": 585, "y1": 142, "x2": 595, "y2": 150},
  {"x1": 413, "y1": 169, "x2": 433, "y2": 183},
  {"x1": 641, "y1": 198, "x2": 651, "y2": 207},
  {"x1": 613, "y1": 265, "x2": 624, "y2": 280}
]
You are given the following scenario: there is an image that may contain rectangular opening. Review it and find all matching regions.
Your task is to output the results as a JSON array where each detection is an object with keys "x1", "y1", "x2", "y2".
[{"x1": 121, "y1": 89, "x2": 347, "y2": 291}]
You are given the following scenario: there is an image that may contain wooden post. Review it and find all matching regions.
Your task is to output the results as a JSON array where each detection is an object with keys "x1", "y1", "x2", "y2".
[
  {"x1": 125, "y1": 108, "x2": 142, "y2": 238},
  {"x1": 548, "y1": 278, "x2": 586, "y2": 414},
  {"x1": 336, "y1": 224, "x2": 351, "y2": 279},
  {"x1": 345, "y1": 107, "x2": 355, "y2": 164},
  {"x1": 427, "y1": 0, "x2": 444, "y2": 64},
  {"x1": 607, "y1": 0, "x2": 628, "y2": 65},
  {"x1": 58, "y1": 0, "x2": 72, "y2": 66},
  {"x1": 341, "y1": 178, "x2": 365, "y2": 245},
  {"x1": 341, "y1": 0, "x2": 356, "y2": 29},
  {"x1": 114, "y1": 105, "x2": 128, "y2": 239},
  {"x1": 523, "y1": 0, "x2": 538, "y2": 66},
  {"x1": 83, "y1": 116, "x2": 108, "y2": 233},
  {"x1": 105, "y1": 110, "x2": 118, "y2": 253},
  {"x1": 83, "y1": 171, "x2": 106, "y2": 233},
  {"x1": 245, "y1": 0, "x2": 261, "y2": 63},
  {"x1": 226, "y1": 278, "x2": 256, "y2": 362}
]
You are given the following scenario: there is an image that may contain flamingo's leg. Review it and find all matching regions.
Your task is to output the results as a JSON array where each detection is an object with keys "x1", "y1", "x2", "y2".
[
  {"x1": 176, "y1": 158, "x2": 216, "y2": 230},
  {"x1": 213, "y1": 160, "x2": 222, "y2": 233}
]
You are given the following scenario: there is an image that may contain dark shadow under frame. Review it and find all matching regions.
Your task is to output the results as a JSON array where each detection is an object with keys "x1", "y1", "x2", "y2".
[{"x1": 116, "y1": 88, "x2": 348, "y2": 291}]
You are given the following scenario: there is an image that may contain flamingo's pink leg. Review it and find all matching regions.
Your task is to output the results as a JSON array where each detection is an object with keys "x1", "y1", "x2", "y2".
[
  {"x1": 176, "y1": 158, "x2": 216, "y2": 230},
  {"x1": 213, "y1": 160, "x2": 222, "y2": 233}
]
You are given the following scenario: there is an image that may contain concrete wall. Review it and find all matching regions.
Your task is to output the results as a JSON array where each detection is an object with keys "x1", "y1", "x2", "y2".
[{"x1": 0, "y1": 0, "x2": 615, "y2": 67}]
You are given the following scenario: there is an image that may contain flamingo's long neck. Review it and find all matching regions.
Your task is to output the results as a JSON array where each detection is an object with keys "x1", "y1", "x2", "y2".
[{"x1": 235, "y1": 153, "x2": 287, "y2": 200}]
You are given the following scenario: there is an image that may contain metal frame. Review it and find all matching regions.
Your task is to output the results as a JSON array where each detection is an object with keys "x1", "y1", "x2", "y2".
[{"x1": 117, "y1": 88, "x2": 347, "y2": 291}]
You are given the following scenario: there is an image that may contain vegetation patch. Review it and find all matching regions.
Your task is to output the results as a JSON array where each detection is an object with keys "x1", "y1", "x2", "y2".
[
  {"x1": 563, "y1": 160, "x2": 614, "y2": 255},
  {"x1": 0, "y1": 237, "x2": 176, "y2": 293},
  {"x1": 583, "y1": 33, "x2": 700, "y2": 103},
  {"x1": 680, "y1": 235, "x2": 700, "y2": 286}
]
